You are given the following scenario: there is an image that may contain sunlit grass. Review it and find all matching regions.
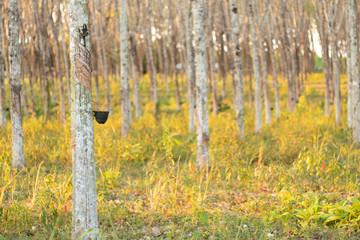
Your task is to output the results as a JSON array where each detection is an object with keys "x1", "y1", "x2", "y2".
[{"x1": 0, "y1": 73, "x2": 359, "y2": 239}]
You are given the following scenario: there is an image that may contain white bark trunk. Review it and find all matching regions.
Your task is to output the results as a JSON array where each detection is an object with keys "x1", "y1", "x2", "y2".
[
  {"x1": 129, "y1": 34, "x2": 142, "y2": 119},
  {"x1": 120, "y1": 0, "x2": 131, "y2": 136},
  {"x1": 259, "y1": 33, "x2": 271, "y2": 125},
  {"x1": 68, "y1": 0, "x2": 99, "y2": 238},
  {"x1": 0, "y1": 3, "x2": 5, "y2": 127},
  {"x1": 230, "y1": 0, "x2": 244, "y2": 138},
  {"x1": 9, "y1": 0, "x2": 26, "y2": 171},
  {"x1": 346, "y1": 0, "x2": 352, "y2": 128},
  {"x1": 184, "y1": 0, "x2": 195, "y2": 132},
  {"x1": 249, "y1": 0, "x2": 262, "y2": 133},
  {"x1": 193, "y1": 0, "x2": 210, "y2": 168},
  {"x1": 145, "y1": 0, "x2": 158, "y2": 117},
  {"x1": 331, "y1": 40, "x2": 341, "y2": 125},
  {"x1": 349, "y1": 0, "x2": 360, "y2": 144},
  {"x1": 60, "y1": 23, "x2": 72, "y2": 111},
  {"x1": 320, "y1": 0, "x2": 331, "y2": 116},
  {"x1": 267, "y1": 20, "x2": 280, "y2": 119}
]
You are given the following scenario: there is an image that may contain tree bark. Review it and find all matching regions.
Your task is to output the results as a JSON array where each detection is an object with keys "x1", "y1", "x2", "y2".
[
  {"x1": 47, "y1": 3, "x2": 65, "y2": 123},
  {"x1": 184, "y1": 0, "x2": 195, "y2": 132},
  {"x1": 60, "y1": 21, "x2": 71, "y2": 111},
  {"x1": 249, "y1": 0, "x2": 262, "y2": 133},
  {"x1": 346, "y1": 0, "x2": 352, "y2": 128},
  {"x1": 120, "y1": 0, "x2": 132, "y2": 136},
  {"x1": 230, "y1": 0, "x2": 244, "y2": 138},
  {"x1": 9, "y1": 0, "x2": 26, "y2": 171},
  {"x1": 349, "y1": 0, "x2": 360, "y2": 144},
  {"x1": 0, "y1": 2, "x2": 5, "y2": 127},
  {"x1": 129, "y1": 34, "x2": 142, "y2": 119},
  {"x1": 69, "y1": 0, "x2": 99, "y2": 238},
  {"x1": 267, "y1": 19, "x2": 280, "y2": 119},
  {"x1": 320, "y1": 0, "x2": 331, "y2": 116},
  {"x1": 145, "y1": 0, "x2": 158, "y2": 118},
  {"x1": 259, "y1": 31, "x2": 271, "y2": 125},
  {"x1": 193, "y1": 0, "x2": 210, "y2": 168}
]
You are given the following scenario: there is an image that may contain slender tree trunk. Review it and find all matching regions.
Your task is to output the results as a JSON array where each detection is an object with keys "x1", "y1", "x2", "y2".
[
  {"x1": 9, "y1": 0, "x2": 26, "y2": 171},
  {"x1": 267, "y1": 21, "x2": 280, "y2": 119},
  {"x1": 169, "y1": 40, "x2": 181, "y2": 112},
  {"x1": 0, "y1": 4, "x2": 5, "y2": 127},
  {"x1": 280, "y1": 0, "x2": 293, "y2": 112},
  {"x1": 349, "y1": 0, "x2": 360, "y2": 144},
  {"x1": 219, "y1": 35, "x2": 226, "y2": 100},
  {"x1": 50, "y1": 72, "x2": 57, "y2": 104},
  {"x1": 60, "y1": 24, "x2": 71, "y2": 111},
  {"x1": 162, "y1": 37, "x2": 170, "y2": 94},
  {"x1": 69, "y1": 0, "x2": 99, "y2": 238},
  {"x1": 145, "y1": 0, "x2": 158, "y2": 118},
  {"x1": 207, "y1": 2, "x2": 218, "y2": 116},
  {"x1": 129, "y1": 34, "x2": 142, "y2": 119},
  {"x1": 259, "y1": 33, "x2": 271, "y2": 125},
  {"x1": 97, "y1": 1, "x2": 112, "y2": 115},
  {"x1": 47, "y1": 4, "x2": 65, "y2": 123},
  {"x1": 32, "y1": 0, "x2": 50, "y2": 122},
  {"x1": 175, "y1": 68, "x2": 181, "y2": 111},
  {"x1": 230, "y1": 0, "x2": 244, "y2": 138},
  {"x1": 332, "y1": 40, "x2": 341, "y2": 125},
  {"x1": 208, "y1": 44, "x2": 218, "y2": 116},
  {"x1": 249, "y1": 0, "x2": 262, "y2": 133},
  {"x1": 120, "y1": 0, "x2": 132, "y2": 136},
  {"x1": 25, "y1": 57, "x2": 35, "y2": 115},
  {"x1": 320, "y1": 1, "x2": 331, "y2": 116},
  {"x1": 184, "y1": 0, "x2": 195, "y2": 132},
  {"x1": 20, "y1": 69, "x2": 28, "y2": 116},
  {"x1": 193, "y1": 0, "x2": 210, "y2": 168},
  {"x1": 346, "y1": 0, "x2": 352, "y2": 128}
]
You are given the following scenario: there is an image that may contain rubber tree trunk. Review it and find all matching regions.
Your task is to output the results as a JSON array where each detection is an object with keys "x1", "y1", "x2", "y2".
[
  {"x1": 20, "y1": 69, "x2": 28, "y2": 116},
  {"x1": 320, "y1": 0, "x2": 331, "y2": 116},
  {"x1": 169, "y1": 40, "x2": 181, "y2": 112},
  {"x1": 60, "y1": 23, "x2": 71, "y2": 111},
  {"x1": 25, "y1": 57, "x2": 35, "y2": 114},
  {"x1": 331, "y1": 39, "x2": 341, "y2": 125},
  {"x1": 68, "y1": 0, "x2": 99, "y2": 238},
  {"x1": 346, "y1": 0, "x2": 352, "y2": 128},
  {"x1": 267, "y1": 20, "x2": 280, "y2": 119},
  {"x1": 230, "y1": 0, "x2": 244, "y2": 138},
  {"x1": 193, "y1": 0, "x2": 210, "y2": 168},
  {"x1": 47, "y1": 3, "x2": 65, "y2": 124},
  {"x1": 249, "y1": 0, "x2": 262, "y2": 134},
  {"x1": 98, "y1": 3, "x2": 112, "y2": 115},
  {"x1": 9, "y1": 0, "x2": 26, "y2": 171},
  {"x1": 145, "y1": 0, "x2": 158, "y2": 118},
  {"x1": 129, "y1": 34, "x2": 142, "y2": 119},
  {"x1": 120, "y1": 0, "x2": 132, "y2": 136},
  {"x1": 349, "y1": 0, "x2": 360, "y2": 144},
  {"x1": 0, "y1": 3, "x2": 5, "y2": 127},
  {"x1": 184, "y1": 0, "x2": 195, "y2": 132},
  {"x1": 259, "y1": 33, "x2": 271, "y2": 125}
]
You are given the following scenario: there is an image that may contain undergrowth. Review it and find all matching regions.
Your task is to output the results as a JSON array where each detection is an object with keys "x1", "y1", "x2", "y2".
[{"x1": 0, "y1": 73, "x2": 360, "y2": 239}]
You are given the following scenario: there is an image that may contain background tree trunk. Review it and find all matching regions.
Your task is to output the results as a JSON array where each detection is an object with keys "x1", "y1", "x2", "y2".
[
  {"x1": 9, "y1": 0, "x2": 26, "y2": 171},
  {"x1": 249, "y1": 0, "x2": 262, "y2": 134},
  {"x1": 349, "y1": 0, "x2": 360, "y2": 144},
  {"x1": 120, "y1": 0, "x2": 132, "y2": 136},
  {"x1": 193, "y1": 0, "x2": 210, "y2": 168},
  {"x1": 0, "y1": 1, "x2": 5, "y2": 127},
  {"x1": 230, "y1": 0, "x2": 244, "y2": 138}
]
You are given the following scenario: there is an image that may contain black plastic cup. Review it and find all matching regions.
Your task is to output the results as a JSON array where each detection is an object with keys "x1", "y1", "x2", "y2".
[{"x1": 93, "y1": 111, "x2": 109, "y2": 124}]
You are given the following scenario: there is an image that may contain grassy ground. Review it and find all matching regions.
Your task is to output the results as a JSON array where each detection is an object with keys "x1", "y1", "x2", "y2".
[{"x1": 1, "y1": 73, "x2": 360, "y2": 239}]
